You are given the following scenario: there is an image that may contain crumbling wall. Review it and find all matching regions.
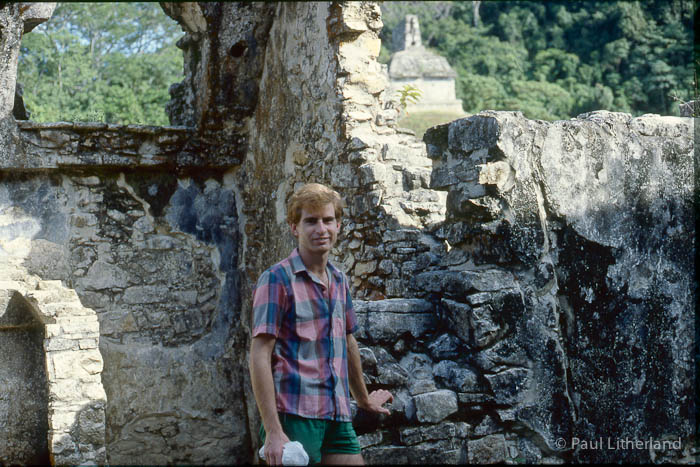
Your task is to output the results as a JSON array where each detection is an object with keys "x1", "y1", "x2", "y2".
[
  {"x1": 417, "y1": 110, "x2": 693, "y2": 463},
  {"x1": 0, "y1": 1, "x2": 695, "y2": 465},
  {"x1": 344, "y1": 111, "x2": 694, "y2": 464},
  {"x1": 0, "y1": 263, "x2": 107, "y2": 465}
]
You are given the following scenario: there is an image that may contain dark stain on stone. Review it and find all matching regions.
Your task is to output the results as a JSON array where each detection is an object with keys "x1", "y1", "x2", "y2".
[{"x1": 123, "y1": 171, "x2": 178, "y2": 218}]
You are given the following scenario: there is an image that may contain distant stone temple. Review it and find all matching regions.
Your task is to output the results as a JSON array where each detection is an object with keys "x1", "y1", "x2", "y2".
[
  {"x1": 0, "y1": 2, "x2": 694, "y2": 465},
  {"x1": 384, "y1": 15, "x2": 464, "y2": 114}
]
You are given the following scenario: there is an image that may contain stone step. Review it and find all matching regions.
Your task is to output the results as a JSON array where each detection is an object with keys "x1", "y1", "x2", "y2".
[
  {"x1": 41, "y1": 302, "x2": 94, "y2": 318},
  {"x1": 25, "y1": 288, "x2": 81, "y2": 306}
]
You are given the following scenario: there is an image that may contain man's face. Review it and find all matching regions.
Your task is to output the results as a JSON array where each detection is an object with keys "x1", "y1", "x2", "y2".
[{"x1": 290, "y1": 203, "x2": 340, "y2": 256}]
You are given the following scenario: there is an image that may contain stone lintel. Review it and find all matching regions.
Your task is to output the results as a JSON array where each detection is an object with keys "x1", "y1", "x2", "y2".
[{"x1": 3, "y1": 122, "x2": 243, "y2": 171}]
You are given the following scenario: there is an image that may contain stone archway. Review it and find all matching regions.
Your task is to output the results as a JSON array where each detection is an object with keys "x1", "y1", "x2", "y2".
[
  {"x1": 0, "y1": 289, "x2": 50, "y2": 465},
  {"x1": 0, "y1": 270, "x2": 107, "y2": 465}
]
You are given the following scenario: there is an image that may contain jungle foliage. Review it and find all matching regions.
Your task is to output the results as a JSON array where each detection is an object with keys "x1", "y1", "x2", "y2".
[
  {"x1": 380, "y1": 0, "x2": 696, "y2": 120},
  {"x1": 17, "y1": 2, "x2": 183, "y2": 125},
  {"x1": 15, "y1": 2, "x2": 695, "y2": 125}
]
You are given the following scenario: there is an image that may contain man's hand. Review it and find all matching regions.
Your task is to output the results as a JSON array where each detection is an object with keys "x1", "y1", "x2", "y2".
[
  {"x1": 263, "y1": 429, "x2": 291, "y2": 466},
  {"x1": 358, "y1": 389, "x2": 394, "y2": 415}
]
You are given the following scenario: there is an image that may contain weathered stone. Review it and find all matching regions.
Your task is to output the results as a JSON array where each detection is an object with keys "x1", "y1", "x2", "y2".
[
  {"x1": 354, "y1": 299, "x2": 436, "y2": 343},
  {"x1": 413, "y1": 389, "x2": 458, "y2": 424},
  {"x1": 400, "y1": 422, "x2": 457, "y2": 446},
  {"x1": 427, "y1": 110, "x2": 694, "y2": 462},
  {"x1": 358, "y1": 430, "x2": 384, "y2": 449},
  {"x1": 467, "y1": 434, "x2": 507, "y2": 464},
  {"x1": 472, "y1": 414, "x2": 502, "y2": 437},
  {"x1": 484, "y1": 368, "x2": 531, "y2": 406},
  {"x1": 427, "y1": 332, "x2": 461, "y2": 360},
  {"x1": 433, "y1": 360, "x2": 481, "y2": 393},
  {"x1": 408, "y1": 379, "x2": 436, "y2": 396},
  {"x1": 399, "y1": 352, "x2": 433, "y2": 381}
]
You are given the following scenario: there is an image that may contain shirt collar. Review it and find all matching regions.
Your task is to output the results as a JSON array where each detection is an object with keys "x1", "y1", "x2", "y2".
[{"x1": 289, "y1": 248, "x2": 343, "y2": 282}]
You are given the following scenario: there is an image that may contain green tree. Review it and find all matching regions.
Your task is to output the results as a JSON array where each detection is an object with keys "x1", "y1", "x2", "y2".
[
  {"x1": 18, "y1": 2, "x2": 183, "y2": 125},
  {"x1": 379, "y1": 0, "x2": 694, "y2": 120}
]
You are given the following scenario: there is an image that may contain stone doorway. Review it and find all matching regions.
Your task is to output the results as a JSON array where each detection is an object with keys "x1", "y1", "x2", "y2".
[{"x1": 0, "y1": 290, "x2": 50, "y2": 465}]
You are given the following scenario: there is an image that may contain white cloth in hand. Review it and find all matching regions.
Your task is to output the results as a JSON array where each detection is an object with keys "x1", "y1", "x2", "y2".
[{"x1": 258, "y1": 440, "x2": 309, "y2": 466}]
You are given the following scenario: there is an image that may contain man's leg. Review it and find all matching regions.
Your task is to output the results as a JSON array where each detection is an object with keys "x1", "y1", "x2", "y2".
[
  {"x1": 260, "y1": 414, "x2": 324, "y2": 464},
  {"x1": 321, "y1": 453, "x2": 364, "y2": 465},
  {"x1": 320, "y1": 421, "x2": 363, "y2": 465}
]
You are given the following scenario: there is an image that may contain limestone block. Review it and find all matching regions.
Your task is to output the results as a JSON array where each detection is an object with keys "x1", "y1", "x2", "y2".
[
  {"x1": 49, "y1": 349, "x2": 102, "y2": 380},
  {"x1": 377, "y1": 259, "x2": 392, "y2": 275},
  {"x1": 470, "y1": 306, "x2": 503, "y2": 349},
  {"x1": 26, "y1": 287, "x2": 80, "y2": 306},
  {"x1": 330, "y1": 163, "x2": 359, "y2": 188},
  {"x1": 359, "y1": 162, "x2": 387, "y2": 185},
  {"x1": 376, "y1": 360, "x2": 409, "y2": 386},
  {"x1": 427, "y1": 333, "x2": 461, "y2": 360},
  {"x1": 413, "y1": 389, "x2": 458, "y2": 424},
  {"x1": 79, "y1": 351, "x2": 104, "y2": 375},
  {"x1": 413, "y1": 269, "x2": 516, "y2": 297},
  {"x1": 354, "y1": 299, "x2": 435, "y2": 343},
  {"x1": 48, "y1": 378, "x2": 81, "y2": 401},
  {"x1": 398, "y1": 352, "x2": 433, "y2": 381},
  {"x1": 484, "y1": 368, "x2": 531, "y2": 406},
  {"x1": 478, "y1": 160, "x2": 516, "y2": 192},
  {"x1": 45, "y1": 338, "x2": 78, "y2": 352},
  {"x1": 354, "y1": 260, "x2": 376, "y2": 276},
  {"x1": 48, "y1": 408, "x2": 78, "y2": 433},
  {"x1": 389, "y1": 389, "x2": 416, "y2": 421},
  {"x1": 408, "y1": 379, "x2": 436, "y2": 396},
  {"x1": 358, "y1": 346, "x2": 377, "y2": 373},
  {"x1": 467, "y1": 434, "x2": 507, "y2": 464},
  {"x1": 473, "y1": 414, "x2": 502, "y2": 437},
  {"x1": 19, "y1": 3, "x2": 57, "y2": 33},
  {"x1": 433, "y1": 360, "x2": 481, "y2": 393},
  {"x1": 440, "y1": 298, "x2": 470, "y2": 343},
  {"x1": 400, "y1": 422, "x2": 457, "y2": 446},
  {"x1": 122, "y1": 285, "x2": 167, "y2": 304},
  {"x1": 408, "y1": 441, "x2": 463, "y2": 464},
  {"x1": 358, "y1": 430, "x2": 383, "y2": 449},
  {"x1": 458, "y1": 392, "x2": 495, "y2": 405},
  {"x1": 79, "y1": 260, "x2": 130, "y2": 290}
]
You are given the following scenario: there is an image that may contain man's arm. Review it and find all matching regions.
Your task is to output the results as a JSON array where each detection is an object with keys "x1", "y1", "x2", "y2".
[
  {"x1": 346, "y1": 333, "x2": 393, "y2": 414},
  {"x1": 250, "y1": 334, "x2": 289, "y2": 465}
]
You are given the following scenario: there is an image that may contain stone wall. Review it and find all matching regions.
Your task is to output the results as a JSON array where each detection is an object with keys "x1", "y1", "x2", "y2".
[
  {"x1": 342, "y1": 110, "x2": 695, "y2": 464},
  {"x1": 0, "y1": 261, "x2": 107, "y2": 465},
  {"x1": 0, "y1": 1, "x2": 695, "y2": 465}
]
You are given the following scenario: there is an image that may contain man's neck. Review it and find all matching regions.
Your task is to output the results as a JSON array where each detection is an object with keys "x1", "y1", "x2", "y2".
[{"x1": 297, "y1": 247, "x2": 329, "y2": 280}]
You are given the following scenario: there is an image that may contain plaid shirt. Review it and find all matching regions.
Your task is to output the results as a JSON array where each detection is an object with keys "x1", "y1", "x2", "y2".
[{"x1": 252, "y1": 248, "x2": 358, "y2": 421}]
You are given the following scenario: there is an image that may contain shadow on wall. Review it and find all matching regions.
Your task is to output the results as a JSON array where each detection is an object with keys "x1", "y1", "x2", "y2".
[{"x1": 0, "y1": 291, "x2": 50, "y2": 465}]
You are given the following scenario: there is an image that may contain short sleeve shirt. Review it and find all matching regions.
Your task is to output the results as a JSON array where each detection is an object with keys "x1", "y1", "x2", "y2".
[{"x1": 252, "y1": 248, "x2": 358, "y2": 421}]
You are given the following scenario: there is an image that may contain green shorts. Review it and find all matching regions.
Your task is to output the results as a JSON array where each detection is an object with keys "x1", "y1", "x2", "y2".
[{"x1": 259, "y1": 413, "x2": 361, "y2": 464}]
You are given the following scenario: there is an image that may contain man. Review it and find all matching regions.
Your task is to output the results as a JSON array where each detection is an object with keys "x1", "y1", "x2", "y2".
[{"x1": 249, "y1": 183, "x2": 392, "y2": 465}]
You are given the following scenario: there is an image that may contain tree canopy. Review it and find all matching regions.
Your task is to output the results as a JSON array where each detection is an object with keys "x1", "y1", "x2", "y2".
[
  {"x1": 17, "y1": 2, "x2": 183, "y2": 125},
  {"x1": 379, "y1": 0, "x2": 695, "y2": 120},
  {"x1": 16, "y1": 2, "x2": 695, "y2": 125}
]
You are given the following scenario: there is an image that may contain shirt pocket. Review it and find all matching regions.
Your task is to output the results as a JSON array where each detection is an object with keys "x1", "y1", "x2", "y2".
[{"x1": 294, "y1": 305, "x2": 318, "y2": 341}]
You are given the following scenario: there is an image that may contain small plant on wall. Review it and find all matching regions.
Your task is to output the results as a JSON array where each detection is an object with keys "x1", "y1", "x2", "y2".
[{"x1": 394, "y1": 84, "x2": 422, "y2": 116}]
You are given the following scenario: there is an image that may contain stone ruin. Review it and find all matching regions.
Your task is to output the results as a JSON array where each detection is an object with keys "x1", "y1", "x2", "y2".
[
  {"x1": 0, "y1": 2, "x2": 695, "y2": 465},
  {"x1": 384, "y1": 15, "x2": 465, "y2": 114}
]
